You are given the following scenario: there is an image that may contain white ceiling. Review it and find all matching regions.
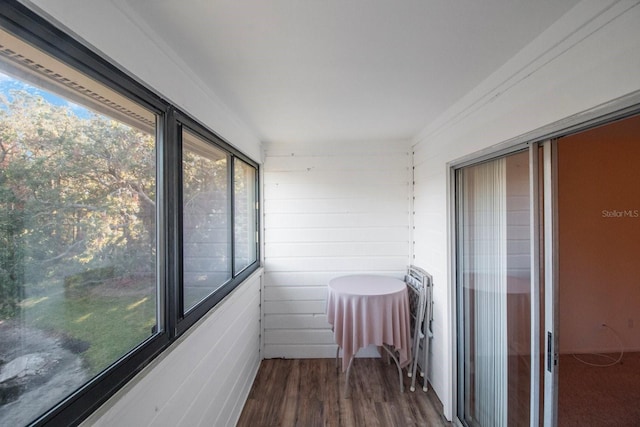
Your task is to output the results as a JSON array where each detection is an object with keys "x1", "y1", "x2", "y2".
[{"x1": 120, "y1": 0, "x2": 580, "y2": 145}]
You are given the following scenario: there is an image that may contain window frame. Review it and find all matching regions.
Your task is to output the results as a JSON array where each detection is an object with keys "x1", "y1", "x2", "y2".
[
  {"x1": 0, "y1": 2, "x2": 260, "y2": 425},
  {"x1": 232, "y1": 156, "x2": 259, "y2": 275},
  {"x1": 175, "y1": 112, "x2": 260, "y2": 334}
]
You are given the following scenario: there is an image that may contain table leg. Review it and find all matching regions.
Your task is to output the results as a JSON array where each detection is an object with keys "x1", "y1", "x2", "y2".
[
  {"x1": 344, "y1": 355, "x2": 356, "y2": 398},
  {"x1": 380, "y1": 344, "x2": 404, "y2": 393}
]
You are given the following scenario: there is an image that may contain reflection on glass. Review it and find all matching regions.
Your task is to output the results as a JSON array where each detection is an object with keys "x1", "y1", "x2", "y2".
[
  {"x1": 182, "y1": 130, "x2": 230, "y2": 312},
  {"x1": 457, "y1": 150, "x2": 531, "y2": 427},
  {"x1": 234, "y1": 159, "x2": 257, "y2": 273},
  {"x1": 0, "y1": 29, "x2": 157, "y2": 425}
]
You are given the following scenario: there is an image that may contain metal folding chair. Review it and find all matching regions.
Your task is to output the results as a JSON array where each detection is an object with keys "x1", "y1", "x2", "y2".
[{"x1": 405, "y1": 265, "x2": 433, "y2": 392}]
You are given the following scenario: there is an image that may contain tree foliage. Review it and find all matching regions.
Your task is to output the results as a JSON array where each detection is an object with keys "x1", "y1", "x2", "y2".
[{"x1": 0, "y1": 89, "x2": 156, "y2": 318}]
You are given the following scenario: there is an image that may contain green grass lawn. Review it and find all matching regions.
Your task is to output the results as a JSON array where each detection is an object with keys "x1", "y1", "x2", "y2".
[{"x1": 21, "y1": 282, "x2": 156, "y2": 375}]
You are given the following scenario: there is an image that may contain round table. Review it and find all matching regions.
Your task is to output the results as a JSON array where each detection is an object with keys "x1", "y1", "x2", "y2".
[{"x1": 326, "y1": 274, "x2": 412, "y2": 395}]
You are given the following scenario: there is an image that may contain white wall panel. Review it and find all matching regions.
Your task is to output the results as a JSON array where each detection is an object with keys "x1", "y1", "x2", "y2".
[
  {"x1": 81, "y1": 272, "x2": 262, "y2": 427},
  {"x1": 264, "y1": 285, "x2": 327, "y2": 301},
  {"x1": 265, "y1": 212, "x2": 409, "y2": 229},
  {"x1": 264, "y1": 182, "x2": 410, "y2": 199},
  {"x1": 264, "y1": 314, "x2": 330, "y2": 330},
  {"x1": 265, "y1": 344, "x2": 336, "y2": 359},
  {"x1": 264, "y1": 271, "x2": 342, "y2": 287},
  {"x1": 265, "y1": 196, "x2": 410, "y2": 214},
  {"x1": 265, "y1": 227, "x2": 407, "y2": 243},
  {"x1": 263, "y1": 256, "x2": 408, "y2": 272},
  {"x1": 412, "y1": 1, "x2": 640, "y2": 420},
  {"x1": 263, "y1": 300, "x2": 327, "y2": 315},
  {"x1": 263, "y1": 140, "x2": 412, "y2": 359},
  {"x1": 266, "y1": 241, "x2": 410, "y2": 258},
  {"x1": 266, "y1": 329, "x2": 334, "y2": 345},
  {"x1": 264, "y1": 149, "x2": 408, "y2": 169}
]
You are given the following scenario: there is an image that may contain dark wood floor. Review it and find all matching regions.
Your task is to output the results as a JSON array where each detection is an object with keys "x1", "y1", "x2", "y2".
[{"x1": 237, "y1": 358, "x2": 451, "y2": 427}]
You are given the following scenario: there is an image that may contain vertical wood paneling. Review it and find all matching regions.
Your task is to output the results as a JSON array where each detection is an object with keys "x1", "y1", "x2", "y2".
[
  {"x1": 82, "y1": 271, "x2": 262, "y2": 427},
  {"x1": 263, "y1": 141, "x2": 412, "y2": 359}
]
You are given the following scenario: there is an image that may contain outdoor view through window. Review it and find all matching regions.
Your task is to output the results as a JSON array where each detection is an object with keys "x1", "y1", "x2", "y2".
[
  {"x1": 0, "y1": 29, "x2": 158, "y2": 425},
  {"x1": 182, "y1": 130, "x2": 230, "y2": 312}
]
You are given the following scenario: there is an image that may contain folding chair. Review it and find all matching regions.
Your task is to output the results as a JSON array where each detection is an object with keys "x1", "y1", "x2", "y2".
[{"x1": 405, "y1": 265, "x2": 433, "y2": 392}]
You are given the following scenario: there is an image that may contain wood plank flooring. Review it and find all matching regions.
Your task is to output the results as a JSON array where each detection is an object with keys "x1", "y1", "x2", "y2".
[{"x1": 237, "y1": 358, "x2": 451, "y2": 427}]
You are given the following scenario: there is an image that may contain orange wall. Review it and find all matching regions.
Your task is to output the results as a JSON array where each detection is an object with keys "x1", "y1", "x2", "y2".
[{"x1": 558, "y1": 114, "x2": 640, "y2": 353}]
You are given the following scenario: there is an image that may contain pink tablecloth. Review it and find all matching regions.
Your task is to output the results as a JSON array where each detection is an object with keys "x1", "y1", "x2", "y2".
[{"x1": 326, "y1": 274, "x2": 412, "y2": 372}]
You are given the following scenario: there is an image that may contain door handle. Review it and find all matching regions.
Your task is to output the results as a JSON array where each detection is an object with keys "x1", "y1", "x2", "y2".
[{"x1": 547, "y1": 331, "x2": 553, "y2": 373}]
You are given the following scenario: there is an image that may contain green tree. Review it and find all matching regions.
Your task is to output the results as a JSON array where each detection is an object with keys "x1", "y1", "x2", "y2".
[{"x1": 0, "y1": 89, "x2": 156, "y2": 318}]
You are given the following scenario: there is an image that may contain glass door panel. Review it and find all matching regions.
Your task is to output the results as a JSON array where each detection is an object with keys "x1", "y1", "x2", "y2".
[
  {"x1": 555, "y1": 114, "x2": 640, "y2": 426},
  {"x1": 456, "y1": 150, "x2": 532, "y2": 426}
]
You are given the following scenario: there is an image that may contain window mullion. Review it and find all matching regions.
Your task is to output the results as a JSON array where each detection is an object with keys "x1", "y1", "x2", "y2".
[{"x1": 164, "y1": 108, "x2": 180, "y2": 338}]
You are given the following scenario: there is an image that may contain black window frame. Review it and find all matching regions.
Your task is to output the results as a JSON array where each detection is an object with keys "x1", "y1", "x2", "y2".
[
  {"x1": 0, "y1": 2, "x2": 260, "y2": 426},
  {"x1": 175, "y1": 112, "x2": 260, "y2": 334}
]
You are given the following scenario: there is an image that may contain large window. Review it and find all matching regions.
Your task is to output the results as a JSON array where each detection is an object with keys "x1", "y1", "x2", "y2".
[{"x1": 0, "y1": 4, "x2": 259, "y2": 425}]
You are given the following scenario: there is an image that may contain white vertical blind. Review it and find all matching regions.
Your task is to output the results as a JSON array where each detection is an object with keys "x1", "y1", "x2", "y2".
[{"x1": 460, "y1": 158, "x2": 508, "y2": 427}]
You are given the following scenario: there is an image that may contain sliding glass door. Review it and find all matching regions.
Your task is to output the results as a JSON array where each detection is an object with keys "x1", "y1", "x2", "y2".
[
  {"x1": 456, "y1": 149, "x2": 533, "y2": 427},
  {"x1": 455, "y1": 113, "x2": 640, "y2": 427}
]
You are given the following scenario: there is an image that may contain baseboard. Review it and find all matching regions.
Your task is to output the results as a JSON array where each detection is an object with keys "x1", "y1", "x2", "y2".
[{"x1": 560, "y1": 346, "x2": 640, "y2": 355}]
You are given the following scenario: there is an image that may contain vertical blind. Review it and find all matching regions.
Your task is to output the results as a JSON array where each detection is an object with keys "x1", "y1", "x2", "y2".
[{"x1": 459, "y1": 157, "x2": 508, "y2": 427}]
